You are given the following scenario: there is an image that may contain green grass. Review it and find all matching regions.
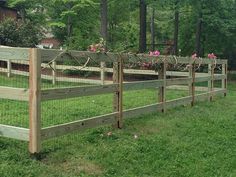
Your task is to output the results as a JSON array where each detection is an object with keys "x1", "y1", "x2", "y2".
[{"x1": 0, "y1": 75, "x2": 236, "y2": 177}]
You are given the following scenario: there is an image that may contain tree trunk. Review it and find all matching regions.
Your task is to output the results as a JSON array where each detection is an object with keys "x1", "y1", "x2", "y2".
[
  {"x1": 20, "y1": 9, "x2": 26, "y2": 23},
  {"x1": 195, "y1": 12, "x2": 202, "y2": 57},
  {"x1": 151, "y1": 8, "x2": 155, "y2": 51},
  {"x1": 67, "y1": 16, "x2": 72, "y2": 38},
  {"x1": 67, "y1": 3, "x2": 73, "y2": 38},
  {"x1": 100, "y1": 0, "x2": 108, "y2": 50},
  {"x1": 139, "y1": 0, "x2": 147, "y2": 53},
  {"x1": 173, "y1": 0, "x2": 179, "y2": 55}
]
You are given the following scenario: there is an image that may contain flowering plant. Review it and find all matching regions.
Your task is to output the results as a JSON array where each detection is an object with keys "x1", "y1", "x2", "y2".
[
  {"x1": 149, "y1": 50, "x2": 160, "y2": 57},
  {"x1": 140, "y1": 61, "x2": 161, "y2": 72},
  {"x1": 208, "y1": 53, "x2": 217, "y2": 59},
  {"x1": 191, "y1": 53, "x2": 197, "y2": 59},
  {"x1": 88, "y1": 38, "x2": 106, "y2": 53},
  {"x1": 139, "y1": 50, "x2": 161, "y2": 72}
]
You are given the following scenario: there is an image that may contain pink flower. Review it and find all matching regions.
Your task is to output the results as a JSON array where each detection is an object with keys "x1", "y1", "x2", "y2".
[
  {"x1": 192, "y1": 53, "x2": 197, "y2": 59},
  {"x1": 89, "y1": 39, "x2": 106, "y2": 53},
  {"x1": 208, "y1": 53, "x2": 217, "y2": 59},
  {"x1": 149, "y1": 50, "x2": 160, "y2": 57},
  {"x1": 154, "y1": 50, "x2": 160, "y2": 56},
  {"x1": 89, "y1": 45, "x2": 97, "y2": 52},
  {"x1": 142, "y1": 62, "x2": 152, "y2": 68}
]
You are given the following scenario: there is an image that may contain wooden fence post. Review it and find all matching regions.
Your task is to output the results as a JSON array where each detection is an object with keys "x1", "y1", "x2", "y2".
[
  {"x1": 208, "y1": 63, "x2": 214, "y2": 101},
  {"x1": 222, "y1": 62, "x2": 227, "y2": 96},
  {"x1": 52, "y1": 61, "x2": 56, "y2": 85},
  {"x1": 208, "y1": 64, "x2": 211, "y2": 101},
  {"x1": 208, "y1": 63, "x2": 215, "y2": 101},
  {"x1": 7, "y1": 60, "x2": 11, "y2": 78},
  {"x1": 100, "y1": 61, "x2": 105, "y2": 85},
  {"x1": 113, "y1": 58, "x2": 123, "y2": 128},
  {"x1": 189, "y1": 64, "x2": 193, "y2": 105},
  {"x1": 158, "y1": 62, "x2": 166, "y2": 112},
  {"x1": 29, "y1": 48, "x2": 42, "y2": 154},
  {"x1": 189, "y1": 64, "x2": 195, "y2": 106}
]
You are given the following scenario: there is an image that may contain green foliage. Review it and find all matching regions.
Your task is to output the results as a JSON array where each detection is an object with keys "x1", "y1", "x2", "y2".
[
  {"x1": 0, "y1": 19, "x2": 41, "y2": 47},
  {"x1": 45, "y1": 0, "x2": 99, "y2": 50},
  {"x1": 0, "y1": 19, "x2": 18, "y2": 45},
  {"x1": 8, "y1": 0, "x2": 46, "y2": 24},
  {"x1": 2, "y1": 0, "x2": 236, "y2": 65}
]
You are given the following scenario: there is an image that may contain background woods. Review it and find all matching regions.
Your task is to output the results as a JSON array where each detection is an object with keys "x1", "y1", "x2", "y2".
[{"x1": 0, "y1": 0, "x2": 235, "y2": 67}]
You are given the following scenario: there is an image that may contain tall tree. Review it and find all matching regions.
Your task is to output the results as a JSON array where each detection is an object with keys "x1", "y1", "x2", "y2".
[
  {"x1": 107, "y1": 0, "x2": 138, "y2": 51},
  {"x1": 173, "y1": 0, "x2": 179, "y2": 55},
  {"x1": 139, "y1": 0, "x2": 147, "y2": 53},
  {"x1": 46, "y1": 0, "x2": 98, "y2": 49},
  {"x1": 150, "y1": 8, "x2": 155, "y2": 51},
  {"x1": 195, "y1": 11, "x2": 202, "y2": 56},
  {"x1": 8, "y1": 0, "x2": 46, "y2": 24},
  {"x1": 100, "y1": 0, "x2": 108, "y2": 50}
]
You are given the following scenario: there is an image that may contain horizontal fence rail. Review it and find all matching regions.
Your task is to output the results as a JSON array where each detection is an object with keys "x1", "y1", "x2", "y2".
[
  {"x1": 0, "y1": 86, "x2": 29, "y2": 101},
  {"x1": 0, "y1": 124, "x2": 29, "y2": 141},
  {"x1": 41, "y1": 112, "x2": 118, "y2": 140},
  {"x1": 0, "y1": 47, "x2": 228, "y2": 155},
  {"x1": 1, "y1": 59, "x2": 226, "y2": 85},
  {"x1": 41, "y1": 84, "x2": 118, "y2": 101}
]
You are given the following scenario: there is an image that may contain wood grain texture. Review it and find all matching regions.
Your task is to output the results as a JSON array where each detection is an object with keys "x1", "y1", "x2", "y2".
[
  {"x1": 0, "y1": 47, "x2": 29, "y2": 60},
  {"x1": 0, "y1": 86, "x2": 28, "y2": 101},
  {"x1": 7, "y1": 60, "x2": 11, "y2": 77},
  {"x1": 41, "y1": 113, "x2": 117, "y2": 140},
  {"x1": 100, "y1": 61, "x2": 106, "y2": 85},
  {"x1": 222, "y1": 63, "x2": 227, "y2": 96},
  {"x1": 29, "y1": 48, "x2": 42, "y2": 154},
  {"x1": 41, "y1": 84, "x2": 117, "y2": 101},
  {"x1": 118, "y1": 58, "x2": 124, "y2": 128},
  {"x1": 123, "y1": 79, "x2": 164, "y2": 91},
  {"x1": 113, "y1": 61, "x2": 119, "y2": 128},
  {"x1": 0, "y1": 124, "x2": 29, "y2": 141},
  {"x1": 158, "y1": 63, "x2": 166, "y2": 112},
  {"x1": 52, "y1": 61, "x2": 56, "y2": 85}
]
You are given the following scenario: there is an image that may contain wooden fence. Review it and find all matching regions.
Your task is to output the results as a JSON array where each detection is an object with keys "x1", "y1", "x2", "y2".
[
  {"x1": 3, "y1": 58, "x2": 224, "y2": 85},
  {"x1": 0, "y1": 47, "x2": 227, "y2": 155}
]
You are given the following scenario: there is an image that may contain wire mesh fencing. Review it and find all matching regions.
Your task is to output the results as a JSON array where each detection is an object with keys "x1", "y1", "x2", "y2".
[
  {"x1": 0, "y1": 59, "x2": 29, "y2": 128},
  {"x1": 0, "y1": 47, "x2": 228, "y2": 156}
]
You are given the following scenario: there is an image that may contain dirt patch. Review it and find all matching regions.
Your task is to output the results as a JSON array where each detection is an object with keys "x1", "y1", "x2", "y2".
[{"x1": 45, "y1": 158, "x2": 104, "y2": 176}]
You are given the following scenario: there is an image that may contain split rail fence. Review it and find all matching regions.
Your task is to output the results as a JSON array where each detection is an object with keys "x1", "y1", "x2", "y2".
[{"x1": 0, "y1": 47, "x2": 227, "y2": 154}]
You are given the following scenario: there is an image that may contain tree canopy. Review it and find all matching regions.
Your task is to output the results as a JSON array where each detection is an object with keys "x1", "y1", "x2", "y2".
[{"x1": 1, "y1": 0, "x2": 235, "y2": 66}]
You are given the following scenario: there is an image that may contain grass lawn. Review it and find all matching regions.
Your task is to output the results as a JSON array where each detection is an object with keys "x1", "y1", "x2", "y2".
[{"x1": 0, "y1": 74, "x2": 235, "y2": 177}]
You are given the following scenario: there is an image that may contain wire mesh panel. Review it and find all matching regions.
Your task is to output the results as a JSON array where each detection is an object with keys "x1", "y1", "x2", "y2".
[
  {"x1": 0, "y1": 59, "x2": 29, "y2": 128},
  {"x1": 41, "y1": 57, "x2": 114, "y2": 128},
  {"x1": 40, "y1": 55, "x2": 116, "y2": 152},
  {"x1": 40, "y1": 54, "x2": 110, "y2": 89},
  {"x1": 0, "y1": 48, "x2": 228, "y2": 156},
  {"x1": 164, "y1": 62, "x2": 191, "y2": 102},
  {"x1": 122, "y1": 59, "x2": 159, "y2": 111}
]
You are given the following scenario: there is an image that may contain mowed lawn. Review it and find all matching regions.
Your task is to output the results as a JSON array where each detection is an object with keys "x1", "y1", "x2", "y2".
[{"x1": 0, "y1": 74, "x2": 236, "y2": 176}]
